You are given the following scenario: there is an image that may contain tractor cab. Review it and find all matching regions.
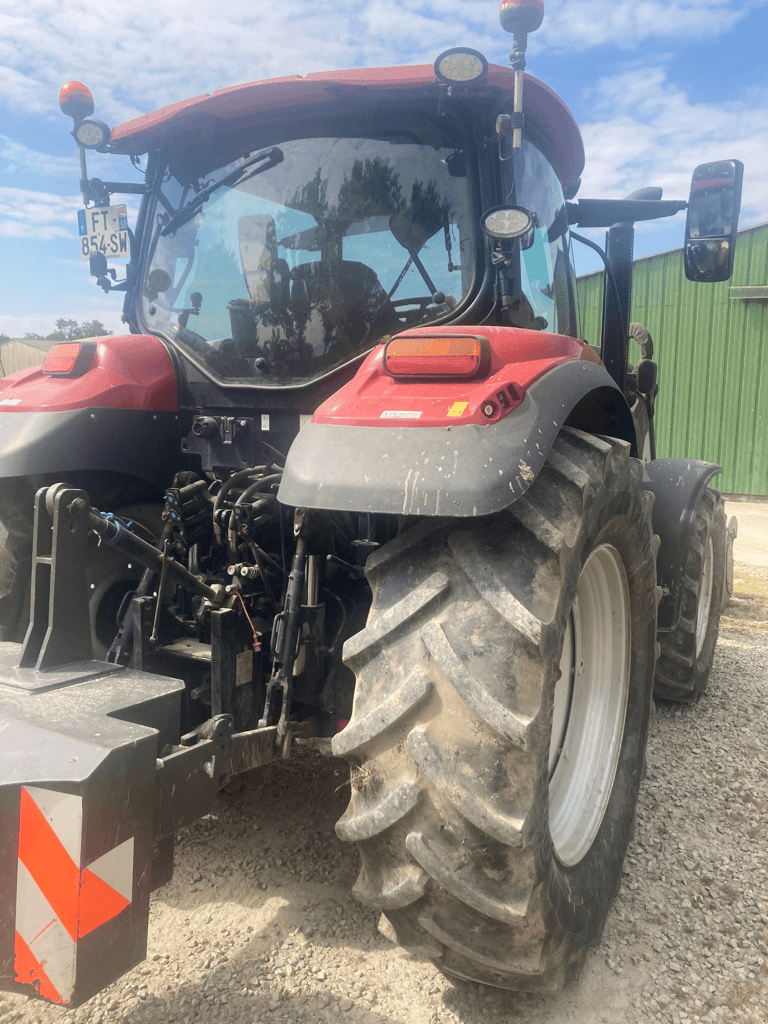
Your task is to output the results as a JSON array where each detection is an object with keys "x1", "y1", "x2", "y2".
[{"x1": 71, "y1": 59, "x2": 585, "y2": 391}]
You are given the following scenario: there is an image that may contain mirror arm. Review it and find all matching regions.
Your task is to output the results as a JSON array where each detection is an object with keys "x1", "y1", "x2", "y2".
[{"x1": 567, "y1": 199, "x2": 687, "y2": 228}]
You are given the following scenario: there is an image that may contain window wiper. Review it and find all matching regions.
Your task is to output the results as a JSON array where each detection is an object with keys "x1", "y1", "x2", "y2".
[{"x1": 160, "y1": 147, "x2": 284, "y2": 236}]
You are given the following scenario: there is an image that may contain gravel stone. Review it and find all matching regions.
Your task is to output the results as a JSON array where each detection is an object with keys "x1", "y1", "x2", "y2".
[{"x1": 3, "y1": 561, "x2": 768, "y2": 1024}]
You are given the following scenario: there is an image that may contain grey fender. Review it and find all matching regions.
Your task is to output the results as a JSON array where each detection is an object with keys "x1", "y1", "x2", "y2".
[
  {"x1": 278, "y1": 359, "x2": 635, "y2": 517},
  {"x1": 643, "y1": 458, "x2": 722, "y2": 630}
]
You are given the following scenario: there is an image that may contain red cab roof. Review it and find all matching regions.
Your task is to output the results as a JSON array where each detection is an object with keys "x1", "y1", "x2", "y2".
[{"x1": 110, "y1": 63, "x2": 584, "y2": 187}]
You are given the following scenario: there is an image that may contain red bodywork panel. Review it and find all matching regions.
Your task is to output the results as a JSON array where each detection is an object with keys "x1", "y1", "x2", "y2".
[
  {"x1": 313, "y1": 326, "x2": 603, "y2": 428},
  {"x1": 0, "y1": 336, "x2": 177, "y2": 412},
  {"x1": 109, "y1": 64, "x2": 584, "y2": 188}
]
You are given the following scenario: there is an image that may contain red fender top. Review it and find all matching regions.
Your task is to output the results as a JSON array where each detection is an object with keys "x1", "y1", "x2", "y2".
[
  {"x1": 0, "y1": 335, "x2": 177, "y2": 412},
  {"x1": 312, "y1": 326, "x2": 603, "y2": 429}
]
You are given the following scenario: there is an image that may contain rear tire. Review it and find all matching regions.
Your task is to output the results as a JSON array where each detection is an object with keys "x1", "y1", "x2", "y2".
[
  {"x1": 653, "y1": 488, "x2": 725, "y2": 703},
  {"x1": 0, "y1": 489, "x2": 162, "y2": 659},
  {"x1": 333, "y1": 428, "x2": 657, "y2": 991},
  {"x1": 86, "y1": 503, "x2": 164, "y2": 660}
]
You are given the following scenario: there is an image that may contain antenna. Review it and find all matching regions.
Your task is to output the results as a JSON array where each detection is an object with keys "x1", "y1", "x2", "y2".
[{"x1": 498, "y1": 0, "x2": 544, "y2": 149}]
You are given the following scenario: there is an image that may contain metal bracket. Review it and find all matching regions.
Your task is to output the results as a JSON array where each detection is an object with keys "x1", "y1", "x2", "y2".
[{"x1": 20, "y1": 486, "x2": 93, "y2": 671}]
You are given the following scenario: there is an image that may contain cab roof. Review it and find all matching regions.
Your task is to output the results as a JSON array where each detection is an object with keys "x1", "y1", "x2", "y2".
[{"x1": 110, "y1": 63, "x2": 584, "y2": 188}]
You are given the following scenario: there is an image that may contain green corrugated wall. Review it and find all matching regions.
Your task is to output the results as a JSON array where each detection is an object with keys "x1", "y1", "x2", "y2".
[{"x1": 576, "y1": 221, "x2": 768, "y2": 495}]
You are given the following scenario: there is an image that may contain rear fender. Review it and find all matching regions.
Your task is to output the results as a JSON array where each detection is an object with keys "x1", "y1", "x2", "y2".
[
  {"x1": 643, "y1": 459, "x2": 722, "y2": 630},
  {"x1": 279, "y1": 360, "x2": 636, "y2": 516},
  {"x1": 0, "y1": 335, "x2": 181, "y2": 489}
]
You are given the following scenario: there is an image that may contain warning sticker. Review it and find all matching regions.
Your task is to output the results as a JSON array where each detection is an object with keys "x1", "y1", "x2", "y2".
[
  {"x1": 236, "y1": 650, "x2": 252, "y2": 687},
  {"x1": 446, "y1": 402, "x2": 468, "y2": 417}
]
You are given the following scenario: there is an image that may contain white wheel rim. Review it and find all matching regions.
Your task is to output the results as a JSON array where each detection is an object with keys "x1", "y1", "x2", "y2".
[
  {"x1": 549, "y1": 544, "x2": 631, "y2": 867},
  {"x1": 695, "y1": 535, "x2": 714, "y2": 657}
]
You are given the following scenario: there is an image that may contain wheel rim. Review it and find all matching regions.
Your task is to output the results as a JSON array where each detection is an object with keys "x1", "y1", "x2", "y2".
[
  {"x1": 549, "y1": 544, "x2": 631, "y2": 867},
  {"x1": 695, "y1": 534, "x2": 714, "y2": 657}
]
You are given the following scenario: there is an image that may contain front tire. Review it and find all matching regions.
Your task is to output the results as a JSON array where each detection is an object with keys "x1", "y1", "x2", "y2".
[
  {"x1": 333, "y1": 428, "x2": 657, "y2": 991},
  {"x1": 653, "y1": 488, "x2": 725, "y2": 703}
]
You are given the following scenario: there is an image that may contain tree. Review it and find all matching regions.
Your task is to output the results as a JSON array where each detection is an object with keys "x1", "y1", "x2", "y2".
[
  {"x1": 77, "y1": 320, "x2": 112, "y2": 339},
  {"x1": 45, "y1": 318, "x2": 80, "y2": 341},
  {"x1": 337, "y1": 158, "x2": 405, "y2": 224},
  {"x1": 42, "y1": 319, "x2": 113, "y2": 341}
]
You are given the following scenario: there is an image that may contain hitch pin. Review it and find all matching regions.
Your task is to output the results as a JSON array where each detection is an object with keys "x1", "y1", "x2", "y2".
[{"x1": 150, "y1": 539, "x2": 171, "y2": 643}]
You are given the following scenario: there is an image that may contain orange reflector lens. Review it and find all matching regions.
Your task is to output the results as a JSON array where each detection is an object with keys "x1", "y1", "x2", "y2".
[
  {"x1": 59, "y1": 81, "x2": 94, "y2": 119},
  {"x1": 43, "y1": 343, "x2": 81, "y2": 374},
  {"x1": 385, "y1": 336, "x2": 486, "y2": 377}
]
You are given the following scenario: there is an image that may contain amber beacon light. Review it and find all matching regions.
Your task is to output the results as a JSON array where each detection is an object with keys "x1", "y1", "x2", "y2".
[
  {"x1": 58, "y1": 81, "x2": 94, "y2": 120},
  {"x1": 499, "y1": 0, "x2": 544, "y2": 35}
]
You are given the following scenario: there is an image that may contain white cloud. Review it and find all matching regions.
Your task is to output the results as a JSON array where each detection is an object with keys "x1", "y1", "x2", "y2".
[
  {"x1": 0, "y1": 187, "x2": 81, "y2": 239},
  {"x1": 577, "y1": 68, "x2": 768, "y2": 226},
  {"x1": 0, "y1": 135, "x2": 76, "y2": 176},
  {"x1": 0, "y1": 0, "x2": 761, "y2": 125},
  {"x1": 537, "y1": 0, "x2": 758, "y2": 51}
]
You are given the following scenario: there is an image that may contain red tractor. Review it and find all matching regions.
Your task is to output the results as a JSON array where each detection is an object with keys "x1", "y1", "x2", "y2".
[{"x1": 0, "y1": 0, "x2": 743, "y2": 1006}]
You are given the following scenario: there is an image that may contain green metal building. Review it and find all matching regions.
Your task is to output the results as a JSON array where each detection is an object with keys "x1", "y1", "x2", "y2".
[{"x1": 576, "y1": 221, "x2": 768, "y2": 496}]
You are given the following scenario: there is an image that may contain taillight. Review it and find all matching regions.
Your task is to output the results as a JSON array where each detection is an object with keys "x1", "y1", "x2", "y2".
[
  {"x1": 385, "y1": 334, "x2": 489, "y2": 378},
  {"x1": 43, "y1": 343, "x2": 81, "y2": 373},
  {"x1": 42, "y1": 341, "x2": 95, "y2": 377}
]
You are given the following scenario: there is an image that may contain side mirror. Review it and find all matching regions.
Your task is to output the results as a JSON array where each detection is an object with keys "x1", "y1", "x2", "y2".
[{"x1": 684, "y1": 159, "x2": 743, "y2": 282}]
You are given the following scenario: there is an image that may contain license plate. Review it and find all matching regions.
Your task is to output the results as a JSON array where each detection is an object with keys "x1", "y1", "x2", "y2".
[{"x1": 78, "y1": 205, "x2": 129, "y2": 261}]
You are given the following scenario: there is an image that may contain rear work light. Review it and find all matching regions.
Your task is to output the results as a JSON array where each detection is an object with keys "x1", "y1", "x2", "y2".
[
  {"x1": 385, "y1": 335, "x2": 490, "y2": 378},
  {"x1": 42, "y1": 341, "x2": 96, "y2": 377}
]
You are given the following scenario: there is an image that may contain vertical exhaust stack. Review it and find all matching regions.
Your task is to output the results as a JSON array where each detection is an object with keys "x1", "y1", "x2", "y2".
[{"x1": 498, "y1": 0, "x2": 544, "y2": 149}]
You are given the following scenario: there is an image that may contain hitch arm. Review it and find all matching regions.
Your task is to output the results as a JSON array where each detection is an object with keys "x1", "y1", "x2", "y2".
[{"x1": 88, "y1": 508, "x2": 219, "y2": 601}]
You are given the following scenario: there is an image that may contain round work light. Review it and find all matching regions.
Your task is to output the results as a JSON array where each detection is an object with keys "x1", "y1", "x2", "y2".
[
  {"x1": 481, "y1": 205, "x2": 536, "y2": 248},
  {"x1": 73, "y1": 118, "x2": 111, "y2": 150},
  {"x1": 433, "y1": 48, "x2": 489, "y2": 85}
]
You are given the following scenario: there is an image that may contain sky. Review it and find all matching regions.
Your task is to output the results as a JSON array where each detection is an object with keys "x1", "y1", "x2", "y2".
[{"x1": 1, "y1": 0, "x2": 767, "y2": 338}]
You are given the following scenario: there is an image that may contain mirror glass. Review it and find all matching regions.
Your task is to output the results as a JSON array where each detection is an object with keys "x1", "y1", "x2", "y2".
[
  {"x1": 684, "y1": 239, "x2": 733, "y2": 283},
  {"x1": 684, "y1": 159, "x2": 743, "y2": 282}
]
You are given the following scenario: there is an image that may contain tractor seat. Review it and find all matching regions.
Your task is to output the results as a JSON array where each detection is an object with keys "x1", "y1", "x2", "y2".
[{"x1": 290, "y1": 260, "x2": 399, "y2": 357}]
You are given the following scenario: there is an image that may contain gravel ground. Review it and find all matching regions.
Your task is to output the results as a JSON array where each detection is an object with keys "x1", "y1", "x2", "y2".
[{"x1": 2, "y1": 566, "x2": 767, "y2": 1024}]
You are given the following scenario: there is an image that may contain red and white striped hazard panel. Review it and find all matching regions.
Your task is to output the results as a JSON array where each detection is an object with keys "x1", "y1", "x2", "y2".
[{"x1": 14, "y1": 785, "x2": 134, "y2": 1004}]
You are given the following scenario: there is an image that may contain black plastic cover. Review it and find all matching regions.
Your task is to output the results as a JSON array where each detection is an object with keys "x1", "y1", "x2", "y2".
[{"x1": 0, "y1": 409, "x2": 182, "y2": 488}]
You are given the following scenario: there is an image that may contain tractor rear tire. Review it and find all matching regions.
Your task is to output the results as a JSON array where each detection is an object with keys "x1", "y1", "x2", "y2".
[
  {"x1": 333, "y1": 428, "x2": 657, "y2": 991},
  {"x1": 86, "y1": 503, "x2": 164, "y2": 660},
  {"x1": 653, "y1": 488, "x2": 726, "y2": 703},
  {"x1": 0, "y1": 491, "x2": 162, "y2": 659}
]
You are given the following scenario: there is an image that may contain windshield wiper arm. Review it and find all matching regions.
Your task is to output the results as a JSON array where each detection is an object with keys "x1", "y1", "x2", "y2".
[{"x1": 161, "y1": 147, "x2": 284, "y2": 236}]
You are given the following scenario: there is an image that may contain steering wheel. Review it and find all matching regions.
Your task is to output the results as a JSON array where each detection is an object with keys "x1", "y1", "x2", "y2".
[
  {"x1": 391, "y1": 296, "x2": 436, "y2": 324},
  {"x1": 392, "y1": 297, "x2": 435, "y2": 312}
]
